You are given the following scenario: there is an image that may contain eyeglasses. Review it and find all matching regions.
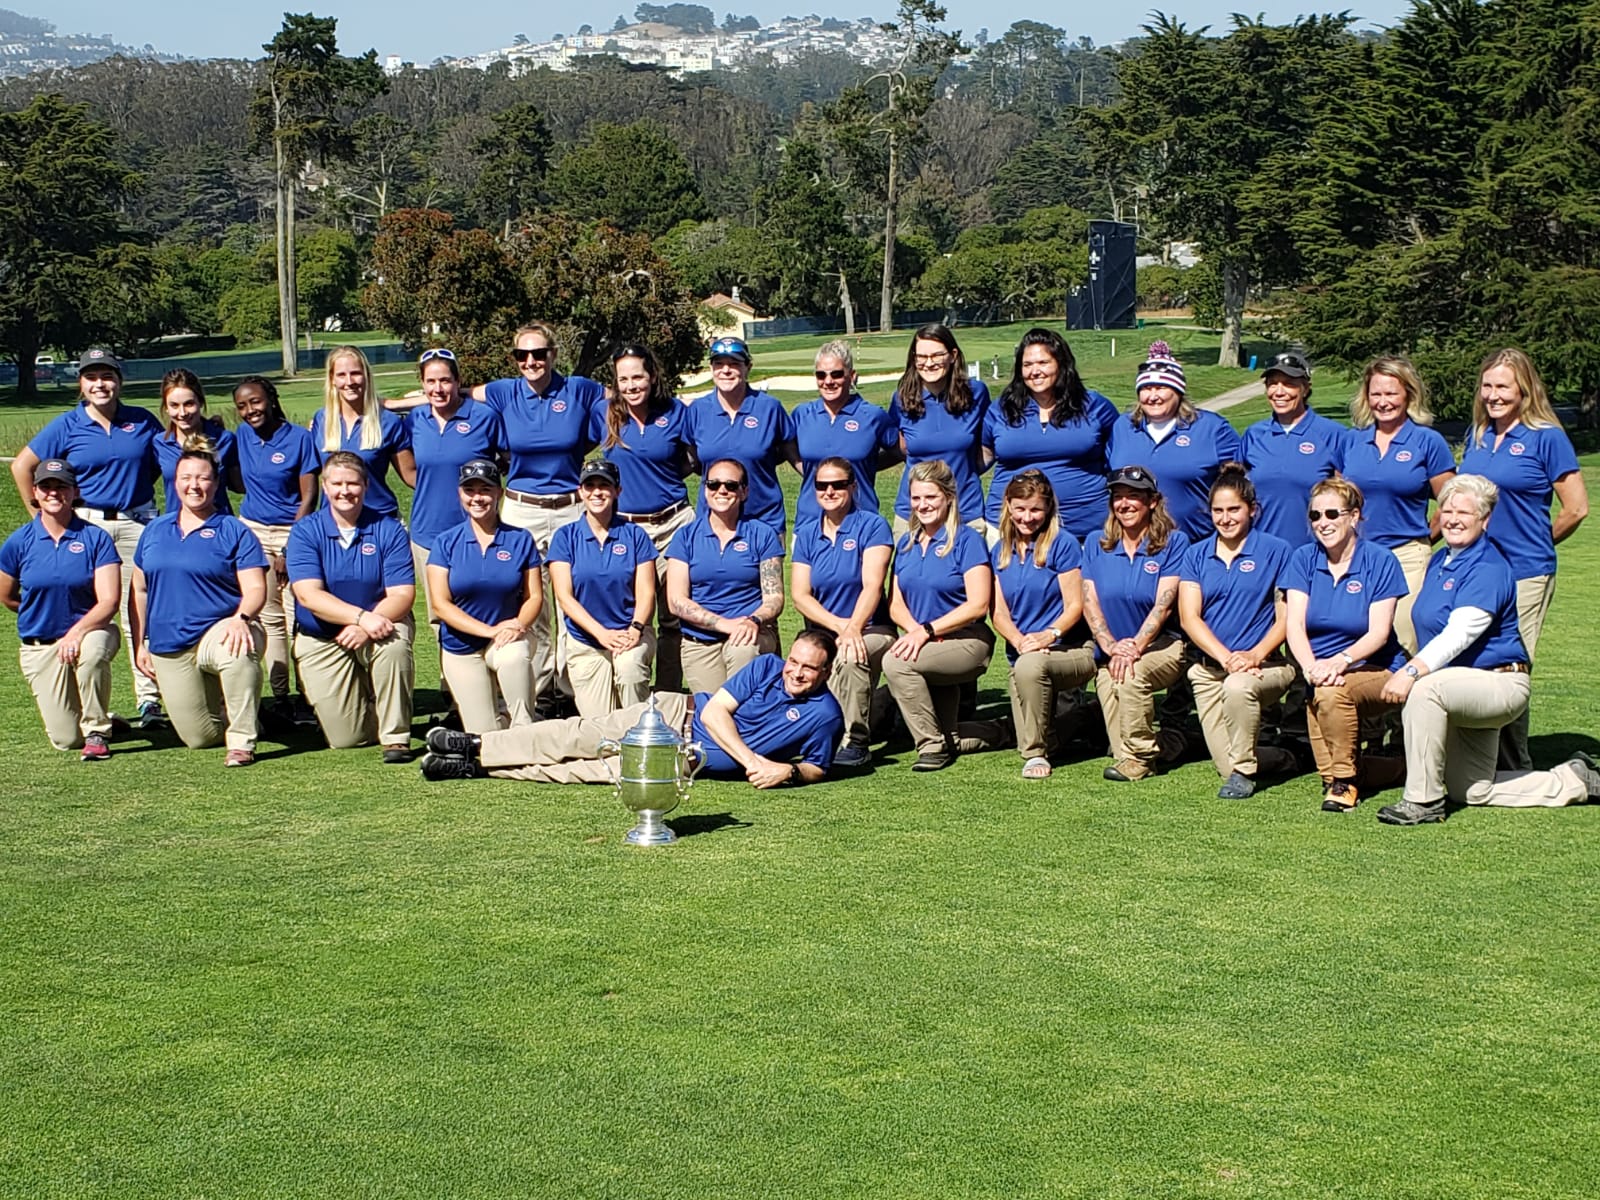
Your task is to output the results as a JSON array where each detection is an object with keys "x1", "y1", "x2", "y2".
[
  {"x1": 704, "y1": 479, "x2": 744, "y2": 492},
  {"x1": 1307, "y1": 507, "x2": 1352, "y2": 522},
  {"x1": 815, "y1": 369, "x2": 848, "y2": 381},
  {"x1": 709, "y1": 338, "x2": 749, "y2": 358},
  {"x1": 513, "y1": 347, "x2": 553, "y2": 363},
  {"x1": 914, "y1": 353, "x2": 950, "y2": 365},
  {"x1": 419, "y1": 348, "x2": 456, "y2": 364},
  {"x1": 814, "y1": 479, "x2": 852, "y2": 492}
]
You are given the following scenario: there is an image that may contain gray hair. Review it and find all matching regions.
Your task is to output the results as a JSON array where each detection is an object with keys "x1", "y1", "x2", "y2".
[
  {"x1": 1437, "y1": 473, "x2": 1498, "y2": 519},
  {"x1": 815, "y1": 340, "x2": 854, "y2": 372}
]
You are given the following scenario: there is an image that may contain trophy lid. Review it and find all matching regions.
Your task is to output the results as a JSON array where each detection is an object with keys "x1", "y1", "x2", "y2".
[{"x1": 620, "y1": 696, "x2": 684, "y2": 747}]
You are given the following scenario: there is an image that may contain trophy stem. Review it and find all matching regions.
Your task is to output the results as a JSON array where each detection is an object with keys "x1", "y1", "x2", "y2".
[{"x1": 624, "y1": 809, "x2": 677, "y2": 846}]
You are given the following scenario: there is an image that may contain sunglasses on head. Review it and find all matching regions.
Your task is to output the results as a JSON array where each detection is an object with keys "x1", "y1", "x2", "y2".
[
  {"x1": 815, "y1": 369, "x2": 848, "y2": 381},
  {"x1": 419, "y1": 347, "x2": 457, "y2": 364},
  {"x1": 513, "y1": 347, "x2": 553, "y2": 363},
  {"x1": 704, "y1": 478, "x2": 743, "y2": 492},
  {"x1": 814, "y1": 478, "x2": 851, "y2": 492},
  {"x1": 1308, "y1": 507, "x2": 1351, "y2": 521}
]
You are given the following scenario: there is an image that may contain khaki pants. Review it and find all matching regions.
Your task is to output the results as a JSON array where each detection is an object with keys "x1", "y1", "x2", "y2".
[
  {"x1": 20, "y1": 628, "x2": 119, "y2": 749},
  {"x1": 295, "y1": 621, "x2": 415, "y2": 748},
  {"x1": 828, "y1": 628, "x2": 897, "y2": 748},
  {"x1": 567, "y1": 627, "x2": 658, "y2": 718},
  {"x1": 1389, "y1": 537, "x2": 1433, "y2": 655},
  {"x1": 1009, "y1": 646, "x2": 1096, "y2": 759},
  {"x1": 1188, "y1": 658, "x2": 1298, "y2": 777},
  {"x1": 621, "y1": 501, "x2": 694, "y2": 692},
  {"x1": 1096, "y1": 635, "x2": 1187, "y2": 768},
  {"x1": 680, "y1": 624, "x2": 780, "y2": 696},
  {"x1": 1499, "y1": 573, "x2": 1556, "y2": 770},
  {"x1": 483, "y1": 692, "x2": 692, "y2": 783},
  {"x1": 150, "y1": 619, "x2": 266, "y2": 752},
  {"x1": 440, "y1": 640, "x2": 535, "y2": 735},
  {"x1": 500, "y1": 491, "x2": 583, "y2": 701},
  {"x1": 1400, "y1": 667, "x2": 1582, "y2": 807},
  {"x1": 1306, "y1": 666, "x2": 1399, "y2": 783},
  {"x1": 241, "y1": 518, "x2": 298, "y2": 700},
  {"x1": 881, "y1": 627, "x2": 1004, "y2": 755},
  {"x1": 79, "y1": 506, "x2": 161, "y2": 707}
]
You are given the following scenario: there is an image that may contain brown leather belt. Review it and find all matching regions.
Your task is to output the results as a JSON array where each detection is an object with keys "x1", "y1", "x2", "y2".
[
  {"x1": 1491, "y1": 662, "x2": 1530, "y2": 674},
  {"x1": 504, "y1": 488, "x2": 579, "y2": 508},
  {"x1": 619, "y1": 499, "x2": 690, "y2": 524}
]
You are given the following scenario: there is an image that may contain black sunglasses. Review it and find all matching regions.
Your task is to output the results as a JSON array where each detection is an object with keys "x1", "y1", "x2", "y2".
[
  {"x1": 513, "y1": 347, "x2": 553, "y2": 363},
  {"x1": 704, "y1": 478, "x2": 744, "y2": 492},
  {"x1": 1307, "y1": 507, "x2": 1351, "y2": 521},
  {"x1": 815, "y1": 369, "x2": 848, "y2": 381},
  {"x1": 814, "y1": 479, "x2": 852, "y2": 492}
]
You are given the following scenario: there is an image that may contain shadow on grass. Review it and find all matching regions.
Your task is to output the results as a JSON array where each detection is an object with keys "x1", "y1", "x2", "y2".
[{"x1": 668, "y1": 811, "x2": 751, "y2": 838}]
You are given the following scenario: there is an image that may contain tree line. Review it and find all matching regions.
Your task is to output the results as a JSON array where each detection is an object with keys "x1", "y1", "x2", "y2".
[{"x1": 1, "y1": 0, "x2": 1597, "y2": 414}]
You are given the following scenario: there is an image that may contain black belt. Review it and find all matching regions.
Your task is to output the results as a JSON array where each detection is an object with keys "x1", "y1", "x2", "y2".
[
  {"x1": 76, "y1": 506, "x2": 141, "y2": 521},
  {"x1": 504, "y1": 488, "x2": 580, "y2": 508},
  {"x1": 20, "y1": 637, "x2": 53, "y2": 646},
  {"x1": 619, "y1": 499, "x2": 690, "y2": 524}
]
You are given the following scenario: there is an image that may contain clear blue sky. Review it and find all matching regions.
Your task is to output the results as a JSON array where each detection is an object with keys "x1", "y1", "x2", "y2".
[{"x1": 40, "y1": 1, "x2": 1408, "y2": 63}]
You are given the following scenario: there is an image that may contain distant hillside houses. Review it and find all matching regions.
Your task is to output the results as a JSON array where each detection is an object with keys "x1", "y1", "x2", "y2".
[
  {"x1": 0, "y1": 9, "x2": 174, "y2": 77},
  {"x1": 443, "y1": 15, "x2": 904, "y2": 76}
]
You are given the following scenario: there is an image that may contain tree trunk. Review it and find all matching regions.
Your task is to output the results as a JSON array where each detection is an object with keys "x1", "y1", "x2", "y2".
[
  {"x1": 1217, "y1": 261, "x2": 1248, "y2": 368},
  {"x1": 284, "y1": 176, "x2": 300, "y2": 373},
  {"x1": 14, "y1": 315, "x2": 42, "y2": 403},
  {"x1": 838, "y1": 268, "x2": 855, "y2": 337},
  {"x1": 274, "y1": 137, "x2": 296, "y2": 377},
  {"x1": 878, "y1": 133, "x2": 898, "y2": 334}
]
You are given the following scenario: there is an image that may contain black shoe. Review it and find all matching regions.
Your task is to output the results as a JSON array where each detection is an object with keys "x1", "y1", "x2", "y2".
[
  {"x1": 911, "y1": 750, "x2": 956, "y2": 772},
  {"x1": 1377, "y1": 799, "x2": 1445, "y2": 825},
  {"x1": 833, "y1": 742, "x2": 871, "y2": 769},
  {"x1": 426, "y1": 726, "x2": 481, "y2": 758},
  {"x1": 1568, "y1": 752, "x2": 1600, "y2": 799},
  {"x1": 135, "y1": 700, "x2": 169, "y2": 730},
  {"x1": 1217, "y1": 771, "x2": 1256, "y2": 799},
  {"x1": 1321, "y1": 780, "x2": 1361, "y2": 812},
  {"x1": 291, "y1": 698, "x2": 320, "y2": 729},
  {"x1": 382, "y1": 744, "x2": 413, "y2": 765},
  {"x1": 421, "y1": 752, "x2": 483, "y2": 781}
]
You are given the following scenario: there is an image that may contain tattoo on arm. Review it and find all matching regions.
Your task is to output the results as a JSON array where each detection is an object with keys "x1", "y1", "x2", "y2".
[
  {"x1": 1137, "y1": 582, "x2": 1179, "y2": 644},
  {"x1": 1085, "y1": 602, "x2": 1114, "y2": 651},
  {"x1": 756, "y1": 557, "x2": 784, "y2": 618},
  {"x1": 672, "y1": 594, "x2": 727, "y2": 632}
]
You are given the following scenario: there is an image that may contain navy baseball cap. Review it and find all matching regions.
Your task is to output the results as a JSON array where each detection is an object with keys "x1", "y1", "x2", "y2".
[
  {"x1": 1108, "y1": 464, "x2": 1159, "y2": 493},
  {"x1": 579, "y1": 459, "x2": 621, "y2": 487},
  {"x1": 458, "y1": 458, "x2": 502, "y2": 487},
  {"x1": 76, "y1": 347, "x2": 123, "y2": 375},
  {"x1": 1262, "y1": 350, "x2": 1311, "y2": 380},
  {"x1": 34, "y1": 459, "x2": 78, "y2": 487},
  {"x1": 708, "y1": 335, "x2": 751, "y2": 364}
]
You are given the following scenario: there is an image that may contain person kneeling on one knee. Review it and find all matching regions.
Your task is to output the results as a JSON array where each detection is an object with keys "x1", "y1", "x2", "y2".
[{"x1": 419, "y1": 631, "x2": 845, "y2": 789}]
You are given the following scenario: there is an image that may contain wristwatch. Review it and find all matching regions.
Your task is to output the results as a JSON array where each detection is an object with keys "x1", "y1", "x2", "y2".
[
  {"x1": 922, "y1": 621, "x2": 937, "y2": 640},
  {"x1": 628, "y1": 620, "x2": 646, "y2": 632},
  {"x1": 1403, "y1": 664, "x2": 1420, "y2": 679},
  {"x1": 1338, "y1": 651, "x2": 1355, "y2": 666}
]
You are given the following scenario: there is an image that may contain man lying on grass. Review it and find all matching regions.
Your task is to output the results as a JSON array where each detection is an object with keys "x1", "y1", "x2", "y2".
[{"x1": 420, "y1": 629, "x2": 845, "y2": 787}]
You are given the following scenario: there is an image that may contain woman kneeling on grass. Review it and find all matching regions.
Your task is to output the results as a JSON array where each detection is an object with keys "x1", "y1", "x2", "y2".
[
  {"x1": 1374, "y1": 474, "x2": 1600, "y2": 824},
  {"x1": 882, "y1": 459, "x2": 1008, "y2": 772},
  {"x1": 990, "y1": 471, "x2": 1094, "y2": 780},
  {"x1": 1177, "y1": 463, "x2": 1298, "y2": 799},
  {"x1": 286, "y1": 452, "x2": 417, "y2": 763},
  {"x1": 130, "y1": 448, "x2": 267, "y2": 767},
  {"x1": 1284, "y1": 477, "x2": 1407, "y2": 812}
]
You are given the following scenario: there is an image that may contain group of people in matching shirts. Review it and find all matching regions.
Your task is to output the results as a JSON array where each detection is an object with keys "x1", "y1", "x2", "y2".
[{"x1": 3, "y1": 326, "x2": 1595, "y2": 825}]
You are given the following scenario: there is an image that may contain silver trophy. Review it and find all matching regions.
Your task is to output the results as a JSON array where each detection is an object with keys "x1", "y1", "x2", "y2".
[{"x1": 599, "y1": 697, "x2": 706, "y2": 846}]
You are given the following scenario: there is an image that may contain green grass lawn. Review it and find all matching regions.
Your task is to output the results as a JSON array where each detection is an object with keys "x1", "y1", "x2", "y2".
[{"x1": 2, "y1": 415, "x2": 1598, "y2": 1195}]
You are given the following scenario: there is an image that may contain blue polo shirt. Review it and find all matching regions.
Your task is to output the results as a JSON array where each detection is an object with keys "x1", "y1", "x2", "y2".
[
  {"x1": 665, "y1": 517, "x2": 783, "y2": 642},
  {"x1": 992, "y1": 533, "x2": 1083, "y2": 662},
  {"x1": 546, "y1": 515, "x2": 658, "y2": 647},
  {"x1": 29, "y1": 403, "x2": 162, "y2": 511},
  {"x1": 1341, "y1": 420, "x2": 1455, "y2": 547},
  {"x1": 893, "y1": 524, "x2": 990, "y2": 627},
  {"x1": 1458, "y1": 421, "x2": 1582, "y2": 579},
  {"x1": 427, "y1": 520, "x2": 542, "y2": 655},
  {"x1": 889, "y1": 384, "x2": 991, "y2": 524},
  {"x1": 690, "y1": 654, "x2": 845, "y2": 774},
  {"x1": 1242, "y1": 410, "x2": 1347, "y2": 546},
  {"x1": 309, "y1": 407, "x2": 413, "y2": 518},
  {"x1": 285, "y1": 506, "x2": 415, "y2": 639},
  {"x1": 983, "y1": 390, "x2": 1119, "y2": 538},
  {"x1": 133, "y1": 512, "x2": 267, "y2": 654},
  {"x1": 234, "y1": 420, "x2": 320, "y2": 526},
  {"x1": 1180, "y1": 530, "x2": 1292, "y2": 653},
  {"x1": 792, "y1": 395, "x2": 897, "y2": 524},
  {"x1": 1108, "y1": 410, "x2": 1243, "y2": 540},
  {"x1": 686, "y1": 388, "x2": 795, "y2": 536},
  {"x1": 1282, "y1": 539, "x2": 1407, "y2": 669},
  {"x1": 155, "y1": 422, "x2": 237, "y2": 516},
  {"x1": 591, "y1": 400, "x2": 694, "y2": 514},
  {"x1": 408, "y1": 400, "x2": 506, "y2": 550},
  {"x1": 484, "y1": 372, "x2": 605, "y2": 494},
  {"x1": 1412, "y1": 537, "x2": 1525, "y2": 669},
  {"x1": 792, "y1": 510, "x2": 893, "y2": 627},
  {"x1": 1081, "y1": 530, "x2": 1190, "y2": 657},
  {"x1": 0, "y1": 517, "x2": 120, "y2": 641}
]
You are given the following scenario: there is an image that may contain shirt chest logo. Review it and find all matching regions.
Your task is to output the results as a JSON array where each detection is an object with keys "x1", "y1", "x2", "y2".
[
  {"x1": 1345, "y1": 579, "x2": 1363, "y2": 594},
  {"x1": 732, "y1": 540, "x2": 749, "y2": 553},
  {"x1": 1298, "y1": 441, "x2": 1317, "y2": 455},
  {"x1": 842, "y1": 538, "x2": 857, "y2": 551},
  {"x1": 742, "y1": 415, "x2": 759, "y2": 429},
  {"x1": 551, "y1": 400, "x2": 568, "y2": 413},
  {"x1": 455, "y1": 421, "x2": 471, "y2": 434},
  {"x1": 1510, "y1": 443, "x2": 1525, "y2": 456},
  {"x1": 198, "y1": 528, "x2": 216, "y2": 539},
  {"x1": 68, "y1": 541, "x2": 85, "y2": 554},
  {"x1": 611, "y1": 543, "x2": 628, "y2": 556},
  {"x1": 1175, "y1": 434, "x2": 1191, "y2": 447},
  {"x1": 360, "y1": 542, "x2": 377, "y2": 556},
  {"x1": 1443, "y1": 578, "x2": 1455, "y2": 591},
  {"x1": 270, "y1": 451, "x2": 287, "y2": 464},
  {"x1": 844, "y1": 419, "x2": 860, "y2": 432},
  {"x1": 1395, "y1": 450, "x2": 1413, "y2": 462},
  {"x1": 1238, "y1": 559, "x2": 1256, "y2": 573},
  {"x1": 496, "y1": 549, "x2": 512, "y2": 561},
  {"x1": 1142, "y1": 560, "x2": 1159, "y2": 574},
  {"x1": 654, "y1": 416, "x2": 669, "y2": 427},
  {"x1": 785, "y1": 707, "x2": 800, "y2": 722},
  {"x1": 120, "y1": 422, "x2": 136, "y2": 433}
]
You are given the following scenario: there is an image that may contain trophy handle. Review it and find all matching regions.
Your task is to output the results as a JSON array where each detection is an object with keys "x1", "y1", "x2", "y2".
[
  {"x1": 678, "y1": 740, "x2": 706, "y2": 799},
  {"x1": 597, "y1": 738, "x2": 622, "y2": 790}
]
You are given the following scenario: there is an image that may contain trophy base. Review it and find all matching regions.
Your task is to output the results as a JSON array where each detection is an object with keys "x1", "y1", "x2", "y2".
[{"x1": 624, "y1": 811, "x2": 677, "y2": 846}]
